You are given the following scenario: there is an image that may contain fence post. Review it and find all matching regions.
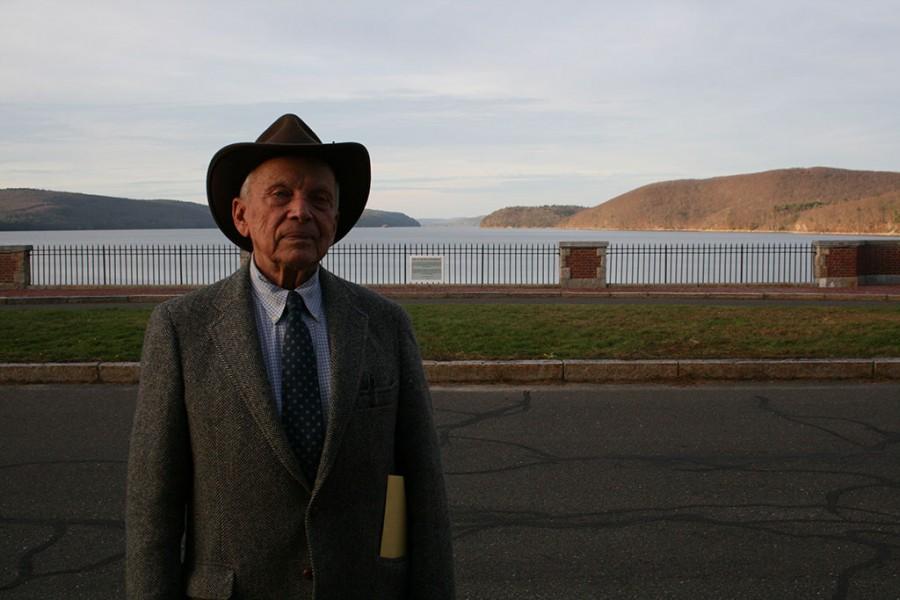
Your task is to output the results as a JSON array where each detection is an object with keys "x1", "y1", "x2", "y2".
[
  {"x1": 858, "y1": 240, "x2": 900, "y2": 285},
  {"x1": 480, "y1": 246, "x2": 485, "y2": 285},
  {"x1": 559, "y1": 241, "x2": 608, "y2": 288},
  {"x1": 813, "y1": 241, "x2": 862, "y2": 288},
  {"x1": 815, "y1": 239, "x2": 900, "y2": 287},
  {"x1": 0, "y1": 245, "x2": 32, "y2": 289},
  {"x1": 664, "y1": 244, "x2": 669, "y2": 284}
]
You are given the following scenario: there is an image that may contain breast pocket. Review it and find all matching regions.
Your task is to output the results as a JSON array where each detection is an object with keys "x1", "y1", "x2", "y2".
[{"x1": 357, "y1": 373, "x2": 398, "y2": 409}]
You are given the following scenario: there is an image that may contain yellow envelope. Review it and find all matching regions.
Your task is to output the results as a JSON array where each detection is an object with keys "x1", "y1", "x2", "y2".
[{"x1": 379, "y1": 474, "x2": 407, "y2": 559}]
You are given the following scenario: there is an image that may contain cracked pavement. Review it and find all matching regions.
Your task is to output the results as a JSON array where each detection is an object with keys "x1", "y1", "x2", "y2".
[
  {"x1": 1, "y1": 383, "x2": 899, "y2": 599},
  {"x1": 436, "y1": 384, "x2": 900, "y2": 599}
]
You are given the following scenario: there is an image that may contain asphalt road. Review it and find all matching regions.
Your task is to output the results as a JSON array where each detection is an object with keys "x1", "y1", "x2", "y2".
[{"x1": 1, "y1": 383, "x2": 899, "y2": 599}]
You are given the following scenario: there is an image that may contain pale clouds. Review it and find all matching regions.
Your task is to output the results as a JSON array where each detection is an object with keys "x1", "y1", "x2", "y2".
[{"x1": 2, "y1": 0, "x2": 899, "y2": 217}]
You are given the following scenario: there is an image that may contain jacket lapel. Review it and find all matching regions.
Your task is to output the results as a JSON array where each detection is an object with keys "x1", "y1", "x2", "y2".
[
  {"x1": 208, "y1": 263, "x2": 309, "y2": 489},
  {"x1": 315, "y1": 269, "x2": 369, "y2": 492}
]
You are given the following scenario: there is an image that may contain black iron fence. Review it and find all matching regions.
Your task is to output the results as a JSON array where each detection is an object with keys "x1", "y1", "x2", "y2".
[
  {"x1": 29, "y1": 245, "x2": 242, "y2": 286},
  {"x1": 28, "y1": 243, "x2": 561, "y2": 286},
  {"x1": 323, "y1": 243, "x2": 560, "y2": 285},
  {"x1": 606, "y1": 243, "x2": 815, "y2": 285},
  {"x1": 27, "y1": 242, "x2": 816, "y2": 287}
]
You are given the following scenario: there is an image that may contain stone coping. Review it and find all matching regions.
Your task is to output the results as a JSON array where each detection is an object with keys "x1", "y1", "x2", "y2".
[
  {"x1": 2, "y1": 359, "x2": 899, "y2": 385},
  {"x1": 559, "y1": 241, "x2": 609, "y2": 248}
]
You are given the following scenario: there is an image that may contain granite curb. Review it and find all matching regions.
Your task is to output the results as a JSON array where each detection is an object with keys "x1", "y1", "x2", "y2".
[
  {"x1": 0, "y1": 295, "x2": 177, "y2": 305},
  {"x1": 2, "y1": 359, "x2": 899, "y2": 385}
]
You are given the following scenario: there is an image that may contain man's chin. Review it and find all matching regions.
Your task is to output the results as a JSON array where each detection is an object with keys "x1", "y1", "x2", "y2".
[{"x1": 276, "y1": 248, "x2": 324, "y2": 271}]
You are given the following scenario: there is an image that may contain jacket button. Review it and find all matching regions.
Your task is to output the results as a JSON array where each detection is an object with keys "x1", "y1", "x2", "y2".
[{"x1": 302, "y1": 567, "x2": 313, "y2": 581}]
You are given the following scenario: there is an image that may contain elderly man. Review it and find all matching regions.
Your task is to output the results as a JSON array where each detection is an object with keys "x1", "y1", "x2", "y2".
[{"x1": 126, "y1": 114, "x2": 455, "y2": 599}]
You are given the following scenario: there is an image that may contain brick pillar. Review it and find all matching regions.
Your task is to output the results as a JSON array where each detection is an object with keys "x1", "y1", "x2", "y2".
[
  {"x1": 0, "y1": 245, "x2": 32, "y2": 289},
  {"x1": 813, "y1": 241, "x2": 862, "y2": 288},
  {"x1": 858, "y1": 240, "x2": 900, "y2": 285},
  {"x1": 560, "y1": 241, "x2": 608, "y2": 288}
]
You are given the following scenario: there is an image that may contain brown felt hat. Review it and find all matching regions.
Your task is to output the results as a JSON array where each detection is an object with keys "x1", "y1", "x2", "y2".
[{"x1": 206, "y1": 114, "x2": 370, "y2": 251}]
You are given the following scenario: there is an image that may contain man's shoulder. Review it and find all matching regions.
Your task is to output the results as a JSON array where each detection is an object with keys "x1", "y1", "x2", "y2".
[
  {"x1": 153, "y1": 266, "x2": 247, "y2": 321},
  {"x1": 320, "y1": 269, "x2": 406, "y2": 318}
]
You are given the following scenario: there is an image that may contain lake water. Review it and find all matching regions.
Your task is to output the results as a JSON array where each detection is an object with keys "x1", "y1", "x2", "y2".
[
  {"x1": 1, "y1": 226, "x2": 896, "y2": 247},
  {"x1": 5, "y1": 227, "x2": 897, "y2": 287}
]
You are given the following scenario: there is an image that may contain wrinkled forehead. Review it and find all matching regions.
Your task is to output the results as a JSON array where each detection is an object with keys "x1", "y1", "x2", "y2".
[{"x1": 249, "y1": 154, "x2": 337, "y2": 187}]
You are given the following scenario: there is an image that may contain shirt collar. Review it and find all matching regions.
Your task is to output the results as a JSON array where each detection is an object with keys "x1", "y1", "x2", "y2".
[{"x1": 249, "y1": 257, "x2": 325, "y2": 324}]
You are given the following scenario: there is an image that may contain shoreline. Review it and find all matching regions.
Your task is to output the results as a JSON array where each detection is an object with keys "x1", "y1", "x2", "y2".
[{"x1": 479, "y1": 224, "x2": 900, "y2": 236}]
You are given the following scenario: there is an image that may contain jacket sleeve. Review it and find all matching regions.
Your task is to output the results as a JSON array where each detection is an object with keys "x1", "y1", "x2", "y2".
[
  {"x1": 126, "y1": 303, "x2": 191, "y2": 599},
  {"x1": 394, "y1": 308, "x2": 456, "y2": 599}
]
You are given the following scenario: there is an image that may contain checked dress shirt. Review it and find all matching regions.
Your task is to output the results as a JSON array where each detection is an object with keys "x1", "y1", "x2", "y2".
[{"x1": 248, "y1": 258, "x2": 333, "y2": 419}]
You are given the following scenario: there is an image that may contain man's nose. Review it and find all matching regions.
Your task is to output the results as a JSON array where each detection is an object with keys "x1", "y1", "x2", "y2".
[{"x1": 286, "y1": 192, "x2": 312, "y2": 220}]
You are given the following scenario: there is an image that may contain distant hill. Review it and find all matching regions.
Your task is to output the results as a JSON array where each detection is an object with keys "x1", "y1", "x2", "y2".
[
  {"x1": 481, "y1": 205, "x2": 587, "y2": 228},
  {"x1": 0, "y1": 188, "x2": 215, "y2": 230},
  {"x1": 418, "y1": 216, "x2": 484, "y2": 227},
  {"x1": 355, "y1": 209, "x2": 420, "y2": 227},
  {"x1": 560, "y1": 167, "x2": 900, "y2": 234},
  {"x1": 0, "y1": 188, "x2": 420, "y2": 230}
]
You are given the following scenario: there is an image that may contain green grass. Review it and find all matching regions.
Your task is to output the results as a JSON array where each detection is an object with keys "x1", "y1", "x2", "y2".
[
  {"x1": 1, "y1": 303, "x2": 900, "y2": 363},
  {"x1": 0, "y1": 307, "x2": 153, "y2": 362},
  {"x1": 404, "y1": 303, "x2": 900, "y2": 360}
]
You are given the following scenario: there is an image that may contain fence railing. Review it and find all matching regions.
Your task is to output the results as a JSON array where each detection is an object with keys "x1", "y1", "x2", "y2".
[
  {"x1": 323, "y1": 243, "x2": 560, "y2": 285},
  {"x1": 28, "y1": 243, "x2": 562, "y2": 286},
  {"x1": 27, "y1": 242, "x2": 816, "y2": 287},
  {"x1": 606, "y1": 243, "x2": 815, "y2": 285},
  {"x1": 30, "y1": 245, "x2": 243, "y2": 286}
]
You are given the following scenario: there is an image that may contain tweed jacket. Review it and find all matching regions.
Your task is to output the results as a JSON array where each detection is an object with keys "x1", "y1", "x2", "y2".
[{"x1": 126, "y1": 263, "x2": 455, "y2": 599}]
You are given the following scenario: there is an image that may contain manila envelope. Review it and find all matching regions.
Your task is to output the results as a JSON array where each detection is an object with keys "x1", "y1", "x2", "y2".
[{"x1": 379, "y1": 474, "x2": 407, "y2": 559}]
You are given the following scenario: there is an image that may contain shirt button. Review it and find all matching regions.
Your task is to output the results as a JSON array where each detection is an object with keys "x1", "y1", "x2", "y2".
[{"x1": 302, "y1": 566, "x2": 313, "y2": 580}]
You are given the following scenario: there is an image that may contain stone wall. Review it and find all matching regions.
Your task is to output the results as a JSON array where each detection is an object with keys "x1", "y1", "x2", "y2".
[
  {"x1": 0, "y1": 246, "x2": 31, "y2": 289},
  {"x1": 559, "y1": 241, "x2": 607, "y2": 288},
  {"x1": 814, "y1": 240, "x2": 900, "y2": 287},
  {"x1": 859, "y1": 241, "x2": 900, "y2": 284}
]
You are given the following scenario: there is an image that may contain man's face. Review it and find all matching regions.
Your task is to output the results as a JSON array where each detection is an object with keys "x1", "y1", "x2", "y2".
[{"x1": 232, "y1": 155, "x2": 338, "y2": 280}]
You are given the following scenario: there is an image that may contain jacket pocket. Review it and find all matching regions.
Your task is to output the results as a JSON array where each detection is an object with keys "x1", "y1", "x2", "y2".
[
  {"x1": 374, "y1": 556, "x2": 409, "y2": 598},
  {"x1": 185, "y1": 563, "x2": 234, "y2": 599},
  {"x1": 358, "y1": 374, "x2": 398, "y2": 409}
]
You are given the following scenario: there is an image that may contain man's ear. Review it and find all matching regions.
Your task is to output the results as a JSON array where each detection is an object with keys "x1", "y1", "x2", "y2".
[{"x1": 232, "y1": 197, "x2": 250, "y2": 237}]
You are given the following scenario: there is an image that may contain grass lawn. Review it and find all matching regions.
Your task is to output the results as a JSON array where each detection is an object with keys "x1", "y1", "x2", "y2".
[
  {"x1": 1, "y1": 303, "x2": 899, "y2": 363},
  {"x1": 0, "y1": 307, "x2": 153, "y2": 363},
  {"x1": 405, "y1": 303, "x2": 900, "y2": 360}
]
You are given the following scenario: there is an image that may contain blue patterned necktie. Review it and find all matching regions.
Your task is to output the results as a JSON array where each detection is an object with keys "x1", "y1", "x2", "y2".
[{"x1": 281, "y1": 291, "x2": 325, "y2": 483}]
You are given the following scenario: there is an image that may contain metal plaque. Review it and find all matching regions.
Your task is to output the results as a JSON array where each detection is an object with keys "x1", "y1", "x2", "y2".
[{"x1": 408, "y1": 255, "x2": 444, "y2": 283}]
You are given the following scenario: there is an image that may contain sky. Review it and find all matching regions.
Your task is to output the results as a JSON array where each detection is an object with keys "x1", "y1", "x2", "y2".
[{"x1": 2, "y1": 1, "x2": 899, "y2": 219}]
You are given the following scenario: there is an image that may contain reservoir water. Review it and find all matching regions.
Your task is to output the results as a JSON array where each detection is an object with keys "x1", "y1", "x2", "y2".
[
  {"x1": 4, "y1": 227, "x2": 897, "y2": 287},
  {"x1": 0, "y1": 226, "x2": 896, "y2": 247}
]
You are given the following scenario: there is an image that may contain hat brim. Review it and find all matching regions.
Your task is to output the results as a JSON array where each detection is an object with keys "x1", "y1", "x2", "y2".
[{"x1": 206, "y1": 141, "x2": 370, "y2": 251}]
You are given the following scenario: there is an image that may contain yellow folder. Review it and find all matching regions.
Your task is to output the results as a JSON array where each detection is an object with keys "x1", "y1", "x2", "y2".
[{"x1": 379, "y1": 474, "x2": 407, "y2": 559}]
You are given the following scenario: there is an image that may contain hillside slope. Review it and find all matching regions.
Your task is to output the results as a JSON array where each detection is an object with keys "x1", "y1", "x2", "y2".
[
  {"x1": 355, "y1": 209, "x2": 420, "y2": 227},
  {"x1": 0, "y1": 188, "x2": 420, "y2": 230},
  {"x1": 560, "y1": 167, "x2": 900, "y2": 234},
  {"x1": 481, "y1": 205, "x2": 587, "y2": 228},
  {"x1": 0, "y1": 189, "x2": 215, "y2": 230}
]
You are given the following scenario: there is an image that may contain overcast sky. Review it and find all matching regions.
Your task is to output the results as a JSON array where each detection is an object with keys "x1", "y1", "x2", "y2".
[{"x1": 2, "y1": 0, "x2": 899, "y2": 218}]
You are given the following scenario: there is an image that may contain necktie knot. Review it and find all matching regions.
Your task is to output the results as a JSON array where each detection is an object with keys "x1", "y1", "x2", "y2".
[{"x1": 286, "y1": 290, "x2": 305, "y2": 316}]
